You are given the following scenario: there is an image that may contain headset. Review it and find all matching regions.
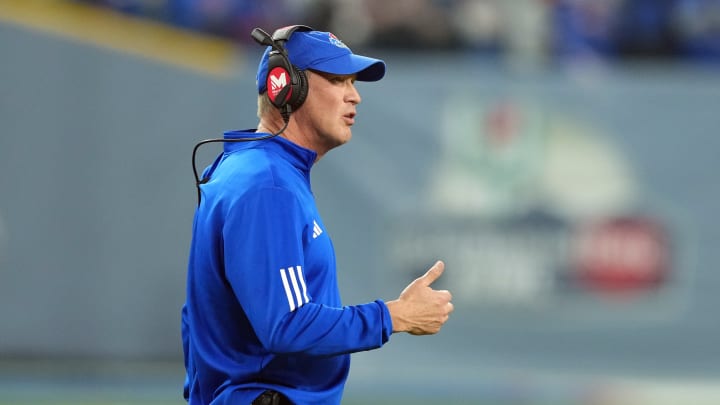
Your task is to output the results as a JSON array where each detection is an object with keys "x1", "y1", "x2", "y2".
[
  {"x1": 191, "y1": 25, "x2": 314, "y2": 206},
  {"x1": 253, "y1": 25, "x2": 313, "y2": 123}
]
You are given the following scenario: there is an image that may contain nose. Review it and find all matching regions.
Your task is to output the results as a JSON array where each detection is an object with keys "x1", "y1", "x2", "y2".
[{"x1": 346, "y1": 82, "x2": 361, "y2": 105}]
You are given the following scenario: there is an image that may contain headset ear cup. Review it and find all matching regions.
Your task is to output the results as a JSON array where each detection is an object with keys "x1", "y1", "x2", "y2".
[
  {"x1": 290, "y1": 69, "x2": 308, "y2": 111},
  {"x1": 265, "y1": 53, "x2": 287, "y2": 108}
]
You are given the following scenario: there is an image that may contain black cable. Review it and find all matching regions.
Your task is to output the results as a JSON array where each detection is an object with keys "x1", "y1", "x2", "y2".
[{"x1": 192, "y1": 119, "x2": 290, "y2": 206}]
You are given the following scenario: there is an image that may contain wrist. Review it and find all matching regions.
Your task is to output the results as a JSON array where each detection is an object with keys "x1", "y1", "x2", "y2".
[{"x1": 385, "y1": 299, "x2": 406, "y2": 333}]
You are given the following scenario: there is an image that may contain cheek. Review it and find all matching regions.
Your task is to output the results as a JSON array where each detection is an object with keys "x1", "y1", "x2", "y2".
[
  {"x1": 308, "y1": 100, "x2": 337, "y2": 125},
  {"x1": 303, "y1": 90, "x2": 344, "y2": 129}
]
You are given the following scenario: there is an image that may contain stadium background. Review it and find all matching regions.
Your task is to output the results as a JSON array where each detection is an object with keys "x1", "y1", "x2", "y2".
[{"x1": 1, "y1": 0, "x2": 719, "y2": 404}]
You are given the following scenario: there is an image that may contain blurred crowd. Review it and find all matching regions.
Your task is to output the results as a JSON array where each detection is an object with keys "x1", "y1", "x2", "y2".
[{"x1": 79, "y1": 0, "x2": 720, "y2": 64}]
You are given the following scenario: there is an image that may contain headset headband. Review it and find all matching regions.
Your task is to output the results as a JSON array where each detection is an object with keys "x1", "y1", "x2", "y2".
[{"x1": 272, "y1": 25, "x2": 313, "y2": 43}]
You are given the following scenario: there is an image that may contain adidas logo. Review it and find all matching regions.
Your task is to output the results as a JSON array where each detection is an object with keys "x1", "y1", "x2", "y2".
[{"x1": 312, "y1": 220, "x2": 323, "y2": 239}]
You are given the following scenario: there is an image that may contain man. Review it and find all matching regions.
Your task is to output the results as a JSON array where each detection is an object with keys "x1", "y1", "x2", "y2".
[{"x1": 182, "y1": 25, "x2": 453, "y2": 405}]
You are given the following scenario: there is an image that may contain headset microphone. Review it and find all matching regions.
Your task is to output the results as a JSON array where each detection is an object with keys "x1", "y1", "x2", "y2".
[{"x1": 251, "y1": 28, "x2": 274, "y2": 48}]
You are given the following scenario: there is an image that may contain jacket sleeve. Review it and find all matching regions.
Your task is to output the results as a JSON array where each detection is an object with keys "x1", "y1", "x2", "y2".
[{"x1": 222, "y1": 187, "x2": 392, "y2": 356}]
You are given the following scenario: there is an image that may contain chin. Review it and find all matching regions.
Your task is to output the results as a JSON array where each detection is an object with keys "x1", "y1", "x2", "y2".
[
  {"x1": 336, "y1": 129, "x2": 352, "y2": 144},
  {"x1": 322, "y1": 128, "x2": 352, "y2": 150}
]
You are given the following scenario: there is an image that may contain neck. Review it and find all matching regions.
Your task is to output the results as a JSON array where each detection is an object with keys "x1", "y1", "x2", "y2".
[
  {"x1": 257, "y1": 116, "x2": 327, "y2": 162},
  {"x1": 256, "y1": 116, "x2": 286, "y2": 137}
]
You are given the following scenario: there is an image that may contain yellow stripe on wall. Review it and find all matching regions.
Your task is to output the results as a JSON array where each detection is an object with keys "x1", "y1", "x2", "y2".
[{"x1": 0, "y1": 0, "x2": 239, "y2": 77}]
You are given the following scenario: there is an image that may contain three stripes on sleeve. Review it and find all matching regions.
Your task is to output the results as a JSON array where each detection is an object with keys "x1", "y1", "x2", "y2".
[{"x1": 280, "y1": 266, "x2": 310, "y2": 311}]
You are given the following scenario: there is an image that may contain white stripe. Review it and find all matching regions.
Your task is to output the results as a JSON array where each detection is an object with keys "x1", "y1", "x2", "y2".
[
  {"x1": 280, "y1": 269, "x2": 295, "y2": 311},
  {"x1": 288, "y1": 267, "x2": 304, "y2": 309},
  {"x1": 296, "y1": 266, "x2": 309, "y2": 304}
]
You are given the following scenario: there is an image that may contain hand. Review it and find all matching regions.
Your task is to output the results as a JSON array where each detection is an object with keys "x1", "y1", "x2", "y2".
[{"x1": 386, "y1": 261, "x2": 454, "y2": 335}]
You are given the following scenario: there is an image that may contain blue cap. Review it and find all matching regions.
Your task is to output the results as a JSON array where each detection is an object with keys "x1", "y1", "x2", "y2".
[{"x1": 256, "y1": 30, "x2": 386, "y2": 93}]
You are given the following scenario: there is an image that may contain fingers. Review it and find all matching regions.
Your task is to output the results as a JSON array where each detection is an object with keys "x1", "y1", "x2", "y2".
[
  {"x1": 437, "y1": 290, "x2": 454, "y2": 315},
  {"x1": 418, "y1": 260, "x2": 444, "y2": 287},
  {"x1": 436, "y1": 289, "x2": 453, "y2": 302}
]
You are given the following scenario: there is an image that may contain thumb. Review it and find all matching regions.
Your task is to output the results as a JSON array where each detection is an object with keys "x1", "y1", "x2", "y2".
[{"x1": 418, "y1": 260, "x2": 444, "y2": 287}]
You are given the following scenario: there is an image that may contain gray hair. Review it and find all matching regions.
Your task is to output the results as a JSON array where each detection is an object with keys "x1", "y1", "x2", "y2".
[{"x1": 257, "y1": 93, "x2": 274, "y2": 119}]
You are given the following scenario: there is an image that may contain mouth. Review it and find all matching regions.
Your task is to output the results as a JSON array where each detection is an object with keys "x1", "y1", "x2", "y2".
[{"x1": 343, "y1": 112, "x2": 356, "y2": 125}]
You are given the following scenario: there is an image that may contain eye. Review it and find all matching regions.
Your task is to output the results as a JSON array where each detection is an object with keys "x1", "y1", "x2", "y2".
[{"x1": 326, "y1": 74, "x2": 356, "y2": 84}]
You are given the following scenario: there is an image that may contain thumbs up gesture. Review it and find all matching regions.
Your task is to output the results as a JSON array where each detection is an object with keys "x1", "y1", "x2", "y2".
[{"x1": 386, "y1": 261, "x2": 454, "y2": 335}]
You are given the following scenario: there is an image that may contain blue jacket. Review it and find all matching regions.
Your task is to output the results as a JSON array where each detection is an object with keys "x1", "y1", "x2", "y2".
[{"x1": 182, "y1": 130, "x2": 393, "y2": 404}]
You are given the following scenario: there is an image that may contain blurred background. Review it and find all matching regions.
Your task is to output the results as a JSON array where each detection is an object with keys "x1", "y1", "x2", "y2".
[{"x1": 1, "y1": 0, "x2": 719, "y2": 404}]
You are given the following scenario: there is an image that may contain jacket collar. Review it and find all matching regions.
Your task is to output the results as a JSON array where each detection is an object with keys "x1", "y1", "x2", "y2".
[{"x1": 222, "y1": 129, "x2": 317, "y2": 171}]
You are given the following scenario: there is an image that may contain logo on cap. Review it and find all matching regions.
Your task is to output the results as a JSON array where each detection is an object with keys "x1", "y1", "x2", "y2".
[{"x1": 328, "y1": 33, "x2": 348, "y2": 49}]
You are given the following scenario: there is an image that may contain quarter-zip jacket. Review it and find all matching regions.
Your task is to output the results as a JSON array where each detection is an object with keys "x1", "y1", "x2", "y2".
[{"x1": 182, "y1": 130, "x2": 393, "y2": 405}]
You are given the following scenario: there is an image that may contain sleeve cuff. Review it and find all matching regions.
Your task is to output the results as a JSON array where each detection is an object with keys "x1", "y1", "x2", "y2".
[{"x1": 375, "y1": 299, "x2": 393, "y2": 344}]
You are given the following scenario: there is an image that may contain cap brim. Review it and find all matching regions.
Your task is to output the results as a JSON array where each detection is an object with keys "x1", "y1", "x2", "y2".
[{"x1": 309, "y1": 53, "x2": 386, "y2": 82}]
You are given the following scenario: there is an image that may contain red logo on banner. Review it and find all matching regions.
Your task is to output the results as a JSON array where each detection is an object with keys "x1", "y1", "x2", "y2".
[{"x1": 571, "y1": 216, "x2": 670, "y2": 294}]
